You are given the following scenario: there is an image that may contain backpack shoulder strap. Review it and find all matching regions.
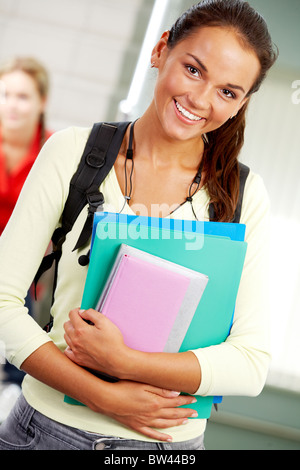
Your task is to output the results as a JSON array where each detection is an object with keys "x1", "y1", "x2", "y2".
[
  {"x1": 209, "y1": 162, "x2": 250, "y2": 223},
  {"x1": 71, "y1": 121, "x2": 131, "y2": 252},
  {"x1": 62, "y1": 122, "x2": 118, "y2": 237},
  {"x1": 232, "y1": 162, "x2": 250, "y2": 223},
  {"x1": 34, "y1": 121, "x2": 130, "y2": 308},
  {"x1": 63, "y1": 121, "x2": 130, "y2": 239}
]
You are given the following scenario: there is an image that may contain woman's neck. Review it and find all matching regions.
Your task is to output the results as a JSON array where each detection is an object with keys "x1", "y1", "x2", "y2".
[
  {"x1": 1, "y1": 123, "x2": 37, "y2": 149},
  {"x1": 134, "y1": 106, "x2": 205, "y2": 173},
  {"x1": 1, "y1": 123, "x2": 38, "y2": 173}
]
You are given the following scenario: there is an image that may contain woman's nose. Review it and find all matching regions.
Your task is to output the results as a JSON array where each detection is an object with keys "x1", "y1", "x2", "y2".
[{"x1": 188, "y1": 82, "x2": 212, "y2": 113}]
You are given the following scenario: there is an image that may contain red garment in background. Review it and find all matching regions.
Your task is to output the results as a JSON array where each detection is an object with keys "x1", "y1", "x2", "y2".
[{"x1": 0, "y1": 126, "x2": 52, "y2": 234}]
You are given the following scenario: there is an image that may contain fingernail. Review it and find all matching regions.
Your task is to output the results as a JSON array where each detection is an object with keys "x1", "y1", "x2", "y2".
[
  {"x1": 167, "y1": 438, "x2": 173, "y2": 442},
  {"x1": 170, "y1": 391, "x2": 181, "y2": 397},
  {"x1": 182, "y1": 419, "x2": 189, "y2": 425},
  {"x1": 191, "y1": 412, "x2": 198, "y2": 418},
  {"x1": 192, "y1": 398, "x2": 197, "y2": 403}
]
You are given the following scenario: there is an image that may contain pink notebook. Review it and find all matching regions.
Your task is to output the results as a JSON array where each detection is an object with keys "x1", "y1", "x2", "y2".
[{"x1": 97, "y1": 253, "x2": 191, "y2": 352}]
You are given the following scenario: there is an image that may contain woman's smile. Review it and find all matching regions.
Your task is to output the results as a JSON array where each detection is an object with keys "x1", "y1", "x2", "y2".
[{"x1": 174, "y1": 99, "x2": 206, "y2": 124}]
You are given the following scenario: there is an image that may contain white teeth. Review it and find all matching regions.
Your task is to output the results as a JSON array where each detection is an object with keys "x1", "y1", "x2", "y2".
[{"x1": 175, "y1": 101, "x2": 202, "y2": 121}]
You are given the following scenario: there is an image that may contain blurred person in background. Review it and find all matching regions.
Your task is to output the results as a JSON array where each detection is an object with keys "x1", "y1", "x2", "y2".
[
  {"x1": 0, "y1": 57, "x2": 52, "y2": 417},
  {"x1": 0, "y1": 56, "x2": 51, "y2": 234}
]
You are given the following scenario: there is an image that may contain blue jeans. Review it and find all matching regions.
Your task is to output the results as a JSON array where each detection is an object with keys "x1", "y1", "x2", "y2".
[{"x1": 0, "y1": 394, "x2": 205, "y2": 450}]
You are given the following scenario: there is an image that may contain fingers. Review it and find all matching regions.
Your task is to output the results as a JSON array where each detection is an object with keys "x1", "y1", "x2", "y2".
[
  {"x1": 115, "y1": 416, "x2": 173, "y2": 442},
  {"x1": 140, "y1": 386, "x2": 198, "y2": 423},
  {"x1": 136, "y1": 426, "x2": 173, "y2": 442},
  {"x1": 165, "y1": 394, "x2": 198, "y2": 411},
  {"x1": 157, "y1": 389, "x2": 182, "y2": 398},
  {"x1": 78, "y1": 308, "x2": 103, "y2": 326},
  {"x1": 64, "y1": 346, "x2": 76, "y2": 362},
  {"x1": 145, "y1": 386, "x2": 198, "y2": 411},
  {"x1": 115, "y1": 411, "x2": 195, "y2": 442},
  {"x1": 63, "y1": 309, "x2": 89, "y2": 351},
  {"x1": 152, "y1": 401, "x2": 198, "y2": 422},
  {"x1": 64, "y1": 308, "x2": 98, "y2": 334}
]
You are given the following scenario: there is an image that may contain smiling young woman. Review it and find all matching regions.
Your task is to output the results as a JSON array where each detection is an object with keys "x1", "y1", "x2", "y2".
[
  {"x1": 163, "y1": 1, "x2": 278, "y2": 222},
  {"x1": 0, "y1": 0, "x2": 278, "y2": 451},
  {"x1": 121, "y1": 25, "x2": 261, "y2": 218}
]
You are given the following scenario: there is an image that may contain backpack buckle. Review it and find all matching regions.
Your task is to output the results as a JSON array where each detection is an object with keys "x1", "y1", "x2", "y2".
[
  {"x1": 87, "y1": 188, "x2": 104, "y2": 213},
  {"x1": 86, "y1": 152, "x2": 106, "y2": 168}
]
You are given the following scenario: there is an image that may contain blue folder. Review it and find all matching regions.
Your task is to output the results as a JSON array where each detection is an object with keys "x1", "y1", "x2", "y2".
[
  {"x1": 72, "y1": 213, "x2": 247, "y2": 418},
  {"x1": 90, "y1": 212, "x2": 246, "y2": 249}
]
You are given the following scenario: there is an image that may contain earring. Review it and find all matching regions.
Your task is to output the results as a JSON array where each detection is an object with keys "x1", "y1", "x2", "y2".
[{"x1": 151, "y1": 62, "x2": 155, "y2": 68}]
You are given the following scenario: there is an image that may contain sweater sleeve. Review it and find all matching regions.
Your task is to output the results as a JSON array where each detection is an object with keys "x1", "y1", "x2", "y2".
[
  {"x1": 0, "y1": 127, "x2": 88, "y2": 369},
  {"x1": 191, "y1": 172, "x2": 271, "y2": 397}
]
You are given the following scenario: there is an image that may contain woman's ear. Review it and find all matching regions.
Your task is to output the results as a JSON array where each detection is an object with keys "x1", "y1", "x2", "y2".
[
  {"x1": 230, "y1": 97, "x2": 249, "y2": 119},
  {"x1": 151, "y1": 30, "x2": 170, "y2": 68},
  {"x1": 237, "y1": 96, "x2": 249, "y2": 114}
]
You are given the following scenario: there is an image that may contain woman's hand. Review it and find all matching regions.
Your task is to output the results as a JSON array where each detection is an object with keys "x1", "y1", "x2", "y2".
[
  {"x1": 63, "y1": 308, "x2": 126, "y2": 375},
  {"x1": 96, "y1": 379, "x2": 198, "y2": 442},
  {"x1": 64, "y1": 308, "x2": 202, "y2": 395},
  {"x1": 63, "y1": 309, "x2": 199, "y2": 441},
  {"x1": 21, "y1": 342, "x2": 198, "y2": 443}
]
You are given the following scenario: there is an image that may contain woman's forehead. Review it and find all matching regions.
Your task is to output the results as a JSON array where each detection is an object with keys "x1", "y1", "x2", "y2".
[{"x1": 168, "y1": 26, "x2": 261, "y2": 93}]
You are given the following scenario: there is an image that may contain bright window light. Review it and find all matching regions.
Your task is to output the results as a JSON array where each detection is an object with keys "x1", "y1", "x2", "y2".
[{"x1": 119, "y1": 0, "x2": 169, "y2": 118}]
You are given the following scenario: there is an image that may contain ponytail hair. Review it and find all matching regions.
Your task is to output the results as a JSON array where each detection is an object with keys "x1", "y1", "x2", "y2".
[{"x1": 168, "y1": 0, "x2": 278, "y2": 221}]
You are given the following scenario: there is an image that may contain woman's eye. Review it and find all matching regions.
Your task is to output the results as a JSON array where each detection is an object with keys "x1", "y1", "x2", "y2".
[
  {"x1": 221, "y1": 89, "x2": 235, "y2": 99},
  {"x1": 187, "y1": 65, "x2": 200, "y2": 77},
  {"x1": 18, "y1": 93, "x2": 29, "y2": 100}
]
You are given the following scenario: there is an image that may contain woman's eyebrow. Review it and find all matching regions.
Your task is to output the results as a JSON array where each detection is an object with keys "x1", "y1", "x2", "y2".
[
  {"x1": 186, "y1": 53, "x2": 246, "y2": 94},
  {"x1": 187, "y1": 53, "x2": 208, "y2": 72},
  {"x1": 225, "y1": 83, "x2": 246, "y2": 93}
]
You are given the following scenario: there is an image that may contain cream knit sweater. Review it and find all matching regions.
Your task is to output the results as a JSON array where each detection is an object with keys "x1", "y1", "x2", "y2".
[{"x1": 0, "y1": 127, "x2": 271, "y2": 442}]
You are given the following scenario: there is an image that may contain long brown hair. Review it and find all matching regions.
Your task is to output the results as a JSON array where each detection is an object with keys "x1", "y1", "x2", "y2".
[
  {"x1": 0, "y1": 56, "x2": 50, "y2": 148},
  {"x1": 168, "y1": 0, "x2": 278, "y2": 221}
]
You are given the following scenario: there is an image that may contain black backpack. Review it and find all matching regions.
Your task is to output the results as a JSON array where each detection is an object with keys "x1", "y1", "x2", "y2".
[{"x1": 34, "y1": 121, "x2": 249, "y2": 332}]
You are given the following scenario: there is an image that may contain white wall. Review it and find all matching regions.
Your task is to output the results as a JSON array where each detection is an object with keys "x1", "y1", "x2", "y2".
[
  {"x1": 240, "y1": 69, "x2": 300, "y2": 391},
  {"x1": 0, "y1": 0, "x2": 153, "y2": 130}
]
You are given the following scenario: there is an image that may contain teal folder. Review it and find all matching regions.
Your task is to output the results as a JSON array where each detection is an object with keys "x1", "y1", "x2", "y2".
[
  {"x1": 82, "y1": 219, "x2": 247, "y2": 343},
  {"x1": 89, "y1": 212, "x2": 246, "y2": 409},
  {"x1": 65, "y1": 215, "x2": 247, "y2": 418}
]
